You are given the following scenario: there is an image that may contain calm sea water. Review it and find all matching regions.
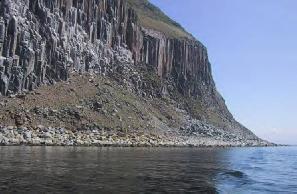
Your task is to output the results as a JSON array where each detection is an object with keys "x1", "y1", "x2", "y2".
[{"x1": 0, "y1": 146, "x2": 296, "y2": 193}]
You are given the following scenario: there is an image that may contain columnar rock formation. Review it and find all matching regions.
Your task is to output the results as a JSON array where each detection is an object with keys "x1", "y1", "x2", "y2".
[{"x1": 0, "y1": 0, "x2": 213, "y2": 97}]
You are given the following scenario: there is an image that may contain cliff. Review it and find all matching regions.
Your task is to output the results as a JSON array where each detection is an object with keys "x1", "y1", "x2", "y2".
[
  {"x1": 0, "y1": 0, "x2": 211, "y2": 95},
  {"x1": 0, "y1": 0, "x2": 269, "y2": 146}
]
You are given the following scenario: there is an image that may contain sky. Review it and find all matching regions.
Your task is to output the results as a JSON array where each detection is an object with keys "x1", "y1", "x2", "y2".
[{"x1": 150, "y1": 0, "x2": 297, "y2": 145}]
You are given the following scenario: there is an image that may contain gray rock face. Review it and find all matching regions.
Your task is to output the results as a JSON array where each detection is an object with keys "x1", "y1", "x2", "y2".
[
  {"x1": 0, "y1": 0, "x2": 123, "y2": 94},
  {"x1": 0, "y1": 0, "x2": 213, "y2": 96}
]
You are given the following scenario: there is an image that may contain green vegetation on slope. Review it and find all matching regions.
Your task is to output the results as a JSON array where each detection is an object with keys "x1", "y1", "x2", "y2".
[{"x1": 126, "y1": 0, "x2": 193, "y2": 39}]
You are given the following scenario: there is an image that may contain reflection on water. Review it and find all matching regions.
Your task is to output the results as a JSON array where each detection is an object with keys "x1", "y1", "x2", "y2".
[{"x1": 0, "y1": 146, "x2": 296, "y2": 193}]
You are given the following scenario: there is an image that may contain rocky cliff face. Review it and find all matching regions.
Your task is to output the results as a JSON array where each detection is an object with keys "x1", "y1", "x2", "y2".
[
  {"x1": 0, "y1": 0, "x2": 213, "y2": 96},
  {"x1": 0, "y1": 0, "x2": 261, "y2": 142}
]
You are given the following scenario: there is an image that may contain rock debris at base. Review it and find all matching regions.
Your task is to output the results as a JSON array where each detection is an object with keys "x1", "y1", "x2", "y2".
[{"x1": 0, "y1": 124, "x2": 271, "y2": 147}]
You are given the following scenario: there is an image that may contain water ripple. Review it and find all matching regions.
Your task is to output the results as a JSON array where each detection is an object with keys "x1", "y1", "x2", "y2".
[{"x1": 0, "y1": 146, "x2": 296, "y2": 193}]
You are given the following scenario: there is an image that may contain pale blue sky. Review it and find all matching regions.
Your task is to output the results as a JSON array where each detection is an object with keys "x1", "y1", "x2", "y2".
[{"x1": 150, "y1": 0, "x2": 297, "y2": 144}]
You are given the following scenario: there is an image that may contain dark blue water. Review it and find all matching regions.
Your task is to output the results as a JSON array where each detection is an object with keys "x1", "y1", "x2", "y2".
[{"x1": 0, "y1": 146, "x2": 296, "y2": 193}]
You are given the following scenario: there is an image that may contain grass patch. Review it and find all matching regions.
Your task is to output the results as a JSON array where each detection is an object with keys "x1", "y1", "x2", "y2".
[{"x1": 126, "y1": 0, "x2": 193, "y2": 39}]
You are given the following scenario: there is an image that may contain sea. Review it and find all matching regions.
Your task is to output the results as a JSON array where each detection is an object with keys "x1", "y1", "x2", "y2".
[{"x1": 0, "y1": 146, "x2": 296, "y2": 193}]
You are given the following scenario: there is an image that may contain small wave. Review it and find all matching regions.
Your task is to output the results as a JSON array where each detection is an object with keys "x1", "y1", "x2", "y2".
[{"x1": 223, "y1": 170, "x2": 246, "y2": 178}]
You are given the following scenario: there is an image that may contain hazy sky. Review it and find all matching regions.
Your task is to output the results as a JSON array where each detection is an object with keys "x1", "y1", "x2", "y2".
[{"x1": 150, "y1": 0, "x2": 297, "y2": 144}]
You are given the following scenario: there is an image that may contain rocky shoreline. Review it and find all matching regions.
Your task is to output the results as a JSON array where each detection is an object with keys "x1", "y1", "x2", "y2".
[{"x1": 0, "y1": 125, "x2": 273, "y2": 147}]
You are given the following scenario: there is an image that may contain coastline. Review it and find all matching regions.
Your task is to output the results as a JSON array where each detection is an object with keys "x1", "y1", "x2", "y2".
[{"x1": 0, "y1": 126, "x2": 274, "y2": 147}]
